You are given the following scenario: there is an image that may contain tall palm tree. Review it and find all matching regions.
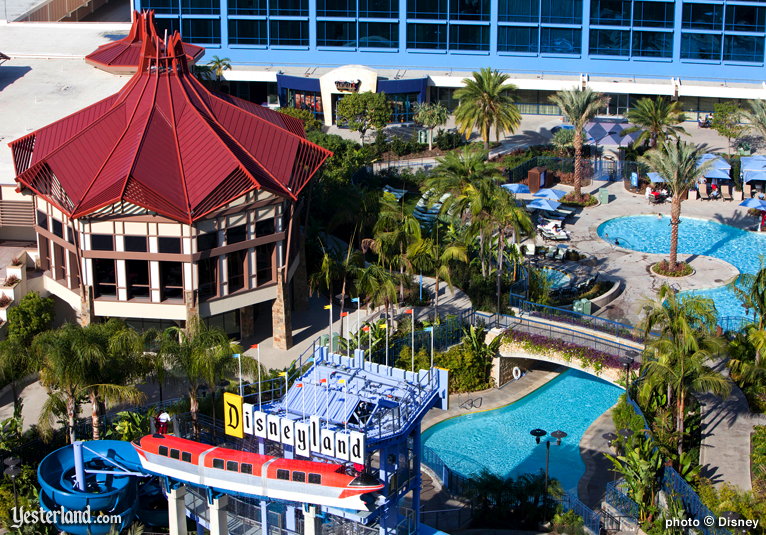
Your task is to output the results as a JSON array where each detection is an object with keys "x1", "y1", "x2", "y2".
[
  {"x1": 743, "y1": 99, "x2": 766, "y2": 139},
  {"x1": 454, "y1": 67, "x2": 521, "y2": 150},
  {"x1": 624, "y1": 97, "x2": 688, "y2": 148},
  {"x1": 639, "y1": 285, "x2": 730, "y2": 456},
  {"x1": 407, "y1": 234, "x2": 468, "y2": 317},
  {"x1": 640, "y1": 141, "x2": 711, "y2": 271},
  {"x1": 206, "y1": 55, "x2": 231, "y2": 88},
  {"x1": 730, "y1": 261, "x2": 766, "y2": 331},
  {"x1": 356, "y1": 264, "x2": 399, "y2": 326},
  {"x1": 549, "y1": 88, "x2": 610, "y2": 199}
]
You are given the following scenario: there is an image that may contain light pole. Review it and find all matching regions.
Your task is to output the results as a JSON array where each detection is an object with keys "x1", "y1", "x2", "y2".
[
  {"x1": 251, "y1": 344, "x2": 262, "y2": 410},
  {"x1": 4, "y1": 456, "x2": 21, "y2": 513},
  {"x1": 530, "y1": 428, "x2": 567, "y2": 519},
  {"x1": 624, "y1": 356, "x2": 635, "y2": 399},
  {"x1": 352, "y1": 297, "x2": 361, "y2": 350}
]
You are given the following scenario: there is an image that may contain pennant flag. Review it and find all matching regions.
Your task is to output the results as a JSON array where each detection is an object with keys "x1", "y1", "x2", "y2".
[
  {"x1": 233, "y1": 353, "x2": 241, "y2": 358},
  {"x1": 324, "y1": 304, "x2": 332, "y2": 310},
  {"x1": 424, "y1": 327, "x2": 433, "y2": 332},
  {"x1": 279, "y1": 372, "x2": 287, "y2": 377},
  {"x1": 340, "y1": 312, "x2": 349, "y2": 317},
  {"x1": 404, "y1": 309, "x2": 413, "y2": 314},
  {"x1": 320, "y1": 378, "x2": 327, "y2": 384},
  {"x1": 295, "y1": 383, "x2": 303, "y2": 388},
  {"x1": 381, "y1": 323, "x2": 388, "y2": 329},
  {"x1": 338, "y1": 379, "x2": 346, "y2": 384},
  {"x1": 362, "y1": 325, "x2": 370, "y2": 332},
  {"x1": 250, "y1": 344, "x2": 258, "y2": 349},
  {"x1": 351, "y1": 297, "x2": 360, "y2": 303}
]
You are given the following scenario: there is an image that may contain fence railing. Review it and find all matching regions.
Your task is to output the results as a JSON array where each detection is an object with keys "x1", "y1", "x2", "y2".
[
  {"x1": 605, "y1": 479, "x2": 640, "y2": 520},
  {"x1": 718, "y1": 315, "x2": 752, "y2": 334},
  {"x1": 369, "y1": 314, "x2": 465, "y2": 366},
  {"x1": 662, "y1": 467, "x2": 732, "y2": 535},
  {"x1": 555, "y1": 491, "x2": 602, "y2": 535}
]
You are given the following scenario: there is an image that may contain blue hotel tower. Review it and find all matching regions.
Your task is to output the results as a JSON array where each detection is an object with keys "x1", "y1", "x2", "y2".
[{"x1": 136, "y1": 0, "x2": 766, "y2": 124}]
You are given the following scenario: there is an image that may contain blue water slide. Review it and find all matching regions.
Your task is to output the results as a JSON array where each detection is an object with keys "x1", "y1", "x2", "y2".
[{"x1": 37, "y1": 440, "x2": 144, "y2": 535}]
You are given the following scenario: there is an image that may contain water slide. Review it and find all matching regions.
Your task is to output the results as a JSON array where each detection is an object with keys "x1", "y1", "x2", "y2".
[{"x1": 37, "y1": 440, "x2": 145, "y2": 535}]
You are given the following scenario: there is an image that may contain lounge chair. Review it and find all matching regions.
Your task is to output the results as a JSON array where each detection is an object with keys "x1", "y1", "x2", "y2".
[
  {"x1": 545, "y1": 247, "x2": 557, "y2": 259},
  {"x1": 698, "y1": 183, "x2": 710, "y2": 200},
  {"x1": 555, "y1": 246, "x2": 568, "y2": 260},
  {"x1": 723, "y1": 184, "x2": 734, "y2": 201},
  {"x1": 524, "y1": 244, "x2": 536, "y2": 257}
]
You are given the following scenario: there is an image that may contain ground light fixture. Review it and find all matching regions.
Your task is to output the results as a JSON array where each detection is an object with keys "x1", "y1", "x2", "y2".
[
  {"x1": 602, "y1": 432, "x2": 618, "y2": 448},
  {"x1": 530, "y1": 428, "x2": 567, "y2": 521},
  {"x1": 4, "y1": 456, "x2": 21, "y2": 512}
]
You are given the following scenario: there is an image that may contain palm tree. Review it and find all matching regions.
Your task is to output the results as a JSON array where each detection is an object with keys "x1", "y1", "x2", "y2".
[
  {"x1": 549, "y1": 88, "x2": 610, "y2": 199},
  {"x1": 639, "y1": 285, "x2": 730, "y2": 456},
  {"x1": 407, "y1": 233, "x2": 468, "y2": 317},
  {"x1": 413, "y1": 102, "x2": 449, "y2": 151},
  {"x1": 206, "y1": 55, "x2": 231, "y2": 88},
  {"x1": 624, "y1": 97, "x2": 688, "y2": 148},
  {"x1": 730, "y1": 261, "x2": 766, "y2": 331},
  {"x1": 743, "y1": 99, "x2": 766, "y2": 139},
  {"x1": 356, "y1": 264, "x2": 399, "y2": 327},
  {"x1": 640, "y1": 141, "x2": 711, "y2": 271},
  {"x1": 454, "y1": 67, "x2": 521, "y2": 150},
  {"x1": 0, "y1": 337, "x2": 38, "y2": 403}
]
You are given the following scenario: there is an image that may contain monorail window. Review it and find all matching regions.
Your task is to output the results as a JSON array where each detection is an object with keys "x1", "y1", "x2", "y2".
[
  {"x1": 227, "y1": 461, "x2": 238, "y2": 471},
  {"x1": 182, "y1": 452, "x2": 192, "y2": 462},
  {"x1": 213, "y1": 458, "x2": 225, "y2": 469},
  {"x1": 292, "y1": 471, "x2": 306, "y2": 482},
  {"x1": 158, "y1": 446, "x2": 168, "y2": 456},
  {"x1": 276, "y1": 469, "x2": 290, "y2": 480},
  {"x1": 308, "y1": 473, "x2": 322, "y2": 484},
  {"x1": 241, "y1": 463, "x2": 253, "y2": 474},
  {"x1": 170, "y1": 449, "x2": 180, "y2": 460}
]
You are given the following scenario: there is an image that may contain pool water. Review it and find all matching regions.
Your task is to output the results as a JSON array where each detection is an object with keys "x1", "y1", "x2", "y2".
[
  {"x1": 542, "y1": 267, "x2": 572, "y2": 289},
  {"x1": 597, "y1": 215, "x2": 766, "y2": 319},
  {"x1": 422, "y1": 370, "x2": 622, "y2": 492}
]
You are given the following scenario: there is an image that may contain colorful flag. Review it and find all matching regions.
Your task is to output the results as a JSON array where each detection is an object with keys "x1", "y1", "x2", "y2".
[
  {"x1": 362, "y1": 325, "x2": 370, "y2": 332},
  {"x1": 404, "y1": 309, "x2": 413, "y2": 314},
  {"x1": 250, "y1": 344, "x2": 258, "y2": 349},
  {"x1": 296, "y1": 383, "x2": 303, "y2": 387},
  {"x1": 351, "y1": 297, "x2": 360, "y2": 303},
  {"x1": 424, "y1": 326, "x2": 433, "y2": 332},
  {"x1": 340, "y1": 312, "x2": 349, "y2": 317},
  {"x1": 279, "y1": 372, "x2": 287, "y2": 377},
  {"x1": 320, "y1": 378, "x2": 327, "y2": 384},
  {"x1": 337, "y1": 379, "x2": 346, "y2": 384},
  {"x1": 323, "y1": 304, "x2": 332, "y2": 310}
]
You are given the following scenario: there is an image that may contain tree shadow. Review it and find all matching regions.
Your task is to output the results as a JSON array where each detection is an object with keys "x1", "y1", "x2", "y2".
[{"x1": 0, "y1": 65, "x2": 32, "y2": 92}]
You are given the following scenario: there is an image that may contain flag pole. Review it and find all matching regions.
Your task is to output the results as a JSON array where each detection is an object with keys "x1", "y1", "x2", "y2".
[
  {"x1": 385, "y1": 317, "x2": 389, "y2": 368},
  {"x1": 353, "y1": 297, "x2": 361, "y2": 351},
  {"x1": 235, "y1": 353, "x2": 243, "y2": 397},
  {"x1": 252, "y1": 344, "x2": 262, "y2": 410}
]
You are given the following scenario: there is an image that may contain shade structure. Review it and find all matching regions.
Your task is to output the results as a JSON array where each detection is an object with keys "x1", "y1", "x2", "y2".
[
  {"x1": 85, "y1": 11, "x2": 204, "y2": 74},
  {"x1": 698, "y1": 153, "x2": 731, "y2": 170},
  {"x1": 527, "y1": 199, "x2": 561, "y2": 212},
  {"x1": 534, "y1": 188, "x2": 567, "y2": 200},
  {"x1": 744, "y1": 170, "x2": 766, "y2": 183},
  {"x1": 502, "y1": 183, "x2": 530, "y2": 194},
  {"x1": 586, "y1": 120, "x2": 640, "y2": 147},
  {"x1": 704, "y1": 168, "x2": 731, "y2": 180},
  {"x1": 10, "y1": 33, "x2": 332, "y2": 224},
  {"x1": 739, "y1": 198, "x2": 766, "y2": 210},
  {"x1": 647, "y1": 172, "x2": 665, "y2": 183}
]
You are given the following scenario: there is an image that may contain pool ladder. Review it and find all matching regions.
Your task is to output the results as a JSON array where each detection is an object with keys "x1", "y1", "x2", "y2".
[{"x1": 458, "y1": 396, "x2": 483, "y2": 410}]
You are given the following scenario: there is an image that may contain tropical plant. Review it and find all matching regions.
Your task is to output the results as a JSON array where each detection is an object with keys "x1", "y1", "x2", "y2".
[
  {"x1": 413, "y1": 102, "x2": 449, "y2": 151},
  {"x1": 549, "y1": 88, "x2": 610, "y2": 199},
  {"x1": 7, "y1": 291, "x2": 54, "y2": 346},
  {"x1": 551, "y1": 510, "x2": 586, "y2": 535},
  {"x1": 711, "y1": 102, "x2": 746, "y2": 156},
  {"x1": 624, "y1": 97, "x2": 687, "y2": 148},
  {"x1": 0, "y1": 337, "x2": 37, "y2": 403},
  {"x1": 105, "y1": 410, "x2": 151, "y2": 442},
  {"x1": 355, "y1": 264, "x2": 399, "y2": 328},
  {"x1": 639, "y1": 140, "x2": 711, "y2": 271},
  {"x1": 277, "y1": 107, "x2": 323, "y2": 132},
  {"x1": 335, "y1": 91, "x2": 392, "y2": 143},
  {"x1": 744, "y1": 99, "x2": 766, "y2": 141},
  {"x1": 551, "y1": 128, "x2": 575, "y2": 156},
  {"x1": 206, "y1": 55, "x2": 231, "y2": 85},
  {"x1": 454, "y1": 67, "x2": 521, "y2": 150},
  {"x1": 462, "y1": 325, "x2": 502, "y2": 382},
  {"x1": 731, "y1": 261, "x2": 766, "y2": 331}
]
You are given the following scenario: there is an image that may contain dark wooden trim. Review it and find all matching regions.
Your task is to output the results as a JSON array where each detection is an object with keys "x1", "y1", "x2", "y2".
[
  {"x1": 201, "y1": 281, "x2": 277, "y2": 305},
  {"x1": 202, "y1": 196, "x2": 283, "y2": 220},
  {"x1": 81, "y1": 250, "x2": 193, "y2": 261},
  {"x1": 35, "y1": 225, "x2": 77, "y2": 253},
  {"x1": 193, "y1": 232, "x2": 285, "y2": 261}
]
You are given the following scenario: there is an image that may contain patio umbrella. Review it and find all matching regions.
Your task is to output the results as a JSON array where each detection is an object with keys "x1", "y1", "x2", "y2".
[
  {"x1": 647, "y1": 172, "x2": 664, "y2": 183},
  {"x1": 586, "y1": 121, "x2": 640, "y2": 147},
  {"x1": 527, "y1": 199, "x2": 562, "y2": 212},
  {"x1": 698, "y1": 154, "x2": 731, "y2": 171},
  {"x1": 502, "y1": 183, "x2": 530, "y2": 195},
  {"x1": 739, "y1": 198, "x2": 766, "y2": 210},
  {"x1": 534, "y1": 188, "x2": 567, "y2": 200},
  {"x1": 743, "y1": 170, "x2": 766, "y2": 183},
  {"x1": 704, "y1": 168, "x2": 731, "y2": 180}
]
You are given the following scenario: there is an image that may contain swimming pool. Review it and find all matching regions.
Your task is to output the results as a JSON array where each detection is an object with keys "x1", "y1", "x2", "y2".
[
  {"x1": 597, "y1": 215, "x2": 766, "y2": 319},
  {"x1": 542, "y1": 267, "x2": 572, "y2": 289},
  {"x1": 422, "y1": 370, "x2": 622, "y2": 492}
]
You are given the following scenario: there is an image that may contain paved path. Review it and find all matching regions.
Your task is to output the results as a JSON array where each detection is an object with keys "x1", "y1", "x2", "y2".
[{"x1": 578, "y1": 408, "x2": 619, "y2": 508}]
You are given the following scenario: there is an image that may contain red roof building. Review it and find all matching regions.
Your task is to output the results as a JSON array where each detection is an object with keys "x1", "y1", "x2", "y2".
[
  {"x1": 9, "y1": 33, "x2": 331, "y2": 348},
  {"x1": 85, "y1": 11, "x2": 205, "y2": 75}
]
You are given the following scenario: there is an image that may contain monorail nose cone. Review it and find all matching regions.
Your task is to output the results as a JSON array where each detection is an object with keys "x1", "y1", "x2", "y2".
[{"x1": 350, "y1": 472, "x2": 382, "y2": 487}]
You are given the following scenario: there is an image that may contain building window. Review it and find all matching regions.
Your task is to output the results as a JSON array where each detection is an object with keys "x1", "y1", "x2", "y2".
[
  {"x1": 590, "y1": 0, "x2": 630, "y2": 26},
  {"x1": 287, "y1": 89, "x2": 324, "y2": 117},
  {"x1": 228, "y1": 0, "x2": 267, "y2": 15},
  {"x1": 125, "y1": 236, "x2": 148, "y2": 252},
  {"x1": 433, "y1": 86, "x2": 458, "y2": 111},
  {"x1": 359, "y1": 22, "x2": 398, "y2": 48},
  {"x1": 181, "y1": 0, "x2": 217, "y2": 14},
  {"x1": 159, "y1": 237, "x2": 181, "y2": 254},
  {"x1": 226, "y1": 225, "x2": 247, "y2": 245},
  {"x1": 52, "y1": 219, "x2": 63, "y2": 238},
  {"x1": 724, "y1": 35, "x2": 764, "y2": 63},
  {"x1": 317, "y1": 21, "x2": 357, "y2": 47},
  {"x1": 144, "y1": 0, "x2": 179, "y2": 14},
  {"x1": 498, "y1": 25, "x2": 538, "y2": 53},
  {"x1": 91, "y1": 234, "x2": 114, "y2": 251},
  {"x1": 633, "y1": 1, "x2": 673, "y2": 28},
  {"x1": 53, "y1": 244, "x2": 66, "y2": 282},
  {"x1": 93, "y1": 259, "x2": 116, "y2": 298},
  {"x1": 228, "y1": 19, "x2": 268, "y2": 45},
  {"x1": 317, "y1": 0, "x2": 355, "y2": 17},
  {"x1": 256, "y1": 243, "x2": 274, "y2": 285},
  {"x1": 408, "y1": 0, "x2": 448, "y2": 19},
  {"x1": 540, "y1": 27, "x2": 581, "y2": 54},
  {"x1": 682, "y1": 3, "x2": 723, "y2": 31},
  {"x1": 277, "y1": 469, "x2": 289, "y2": 480},
  {"x1": 359, "y1": 0, "x2": 396, "y2": 18},
  {"x1": 498, "y1": 0, "x2": 538, "y2": 23},
  {"x1": 449, "y1": 0, "x2": 489, "y2": 21},
  {"x1": 269, "y1": 0, "x2": 307, "y2": 16},
  {"x1": 681, "y1": 32, "x2": 721, "y2": 60},
  {"x1": 228, "y1": 250, "x2": 247, "y2": 293},
  {"x1": 725, "y1": 5, "x2": 766, "y2": 33},
  {"x1": 255, "y1": 217, "x2": 276, "y2": 236},
  {"x1": 449, "y1": 24, "x2": 489, "y2": 51},
  {"x1": 159, "y1": 262, "x2": 184, "y2": 300},
  {"x1": 36, "y1": 210, "x2": 48, "y2": 230},
  {"x1": 407, "y1": 23, "x2": 448, "y2": 49},
  {"x1": 126, "y1": 260, "x2": 150, "y2": 300},
  {"x1": 632, "y1": 30, "x2": 672, "y2": 57},
  {"x1": 541, "y1": 0, "x2": 582, "y2": 25},
  {"x1": 389, "y1": 93, "x2": 419, "y2": 122},
  {"x1": 182, "y1": 18, "x2": 221, "y2": 44},
  {"x1": 153, "y1": 17, "x2": 181, "y2": 37},
  {"x1": 198, "y1": 257, "x2": 218, "y2": 301},
  {"x1": 590, "y1": 29, "x2": 630, "y2": 56},
  {"x1": 270, "y1": 20, "x2": 309, "y2": 46}
]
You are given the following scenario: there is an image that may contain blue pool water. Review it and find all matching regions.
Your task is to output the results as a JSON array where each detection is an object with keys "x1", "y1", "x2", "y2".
[
  {"x1": 542, "y1": 267, "x2": 572, "y2": 289},
  {"x1": 422, "y1": 370, "x2": 622, "y2": 492},
  {"x1": 597, "y1": 215, "x2": 766, "y2": 319}
]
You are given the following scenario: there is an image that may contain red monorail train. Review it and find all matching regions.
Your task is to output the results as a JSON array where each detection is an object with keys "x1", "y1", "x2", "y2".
[{"x1": 132, "y1": 434, "x2": 384, "y2": 510}]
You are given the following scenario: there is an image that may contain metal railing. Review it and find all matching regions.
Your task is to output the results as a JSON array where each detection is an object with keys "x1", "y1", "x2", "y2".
[
  {"x1": 369, "y1": 314, "x2": 465, "y2": 365},
  {"x1": 555, "y1": 492, "x2": 602, "y2": 535},
  {"x1": 662, "y1": 467, "x2": 731, "y2": 535},
  {"x1": 605, "y1": 479, "x2": 640, "y2": 520}
]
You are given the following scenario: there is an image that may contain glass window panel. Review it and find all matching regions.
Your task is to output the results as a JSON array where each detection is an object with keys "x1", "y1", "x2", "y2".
[
  {"x1": 52, "y1": 219, "x2": 63, "y2": 238},
  {"x1": 498, "y1": 0, "x2": 538, "y2": 23},
  {"x1": 255, "y1": 243, "x2": 275, "y2": 285},
  {"x1": 269, "y1": 0, "x2": 307, "y2": 15},
  {"x1": 181, "y1": 18, "x2": 221, "y2": 44},
  {"x1": 449, "y1": 24, "x2": 489, "y2": 50},
  {"x1": 91, "y1": 234, "x2": 114, "y2": 251},
  {"x1": 359, "y1": 22, "x2": 398, "y2": 48},
  {"x1": 434, "y1": 86, "x2": 459, "y2": 111},
  {"x1": 590, "y1": 28, "x2": 630, "y2": 55},
  {"x1": 145, "y1": 0, "x2": 179, "y2": 14},
  {"x1": 181, "y1": 0, "x2": 217, "y2": 14},
  {"x1": 255, "y1": 217, "x2": 275, "y2": 236},
  {"x1": 292, "y1": 471, "x2": 306, "y2": 482},
  {"x1": 590, "y1": 0, "x2": 630, "y2": 26},
  {"x1": 632, "y1": 30, "x2": 673, "y2": 57},
  {"x1": 724, "y1": 35, "x2": 764, "y2": 63},
  {"x1": 317, "y1": 21, "x2": 357, "y2": 47},
  {"x1": 213, "y1": 458, "x2": 224, "y2": 469},
  {"x1": 389, "y1": 93, "x2": 419, "y2": 122},
  {"x1": 227, "y1": 249, "x2": 247, "y2": 292},
  {"x1": 154, "y1": 17, "x2": 181, "y2": 36},
  {"x1": 450, "y1": 0, "x2": 489, "y2": 21},
  {"x1": 159, "y1": 261, "x2": 184, "y2": 300},
  {"x1": 408, "y1": 0, "x2": 448, "y2": 19},
  {"x1": 287, "y1": 89, "x2": 324, "y2": 117},
  {"x1": 228, "y1": 0, "x2": 266, "y2": 15},
  {"x1": 228, "y1": 19, "x2": 268, "y2": 45},
  {"x1": 318, "y1": 0, "x2": 355, "y2": 17},
  {"x1": 407, "y1": 23, "x2": 448, "y2": 48},
  {"x1": 93, "y1": 259, "x2": 116, "y2": 298},
  {"x1": 198, "y1": 257, "x2": 218, "y2": 301},
  {"x1": 633, "y1": 1, "x2": 673, "y2": 28},
  {"x1": 227, "y1": 224, "x2": 247, "y2": 244},
  {"x1": 725, "y1": 5, "x2": 766, "y2": 33},
  {"x1": 269, "y1": 20, "x2": 309, "y2": 46},
  {"x1": 540, "y1": 27, "x2": 581, "y2": 54},
  {"x1": 498, "y1": 25, "x2": 539, "y2": 52},
  {"x1": 126, "y1": 260, "x2": 150, "y2": 299},
  {"x1": 680, "y1": 32, "x2": 721, "y2": 60},
  {"x1": 359, "y1": 0, "x2": 397, "y2": 17},
  {"x1": 158, "y1": 237, "x2": 181, "y2": 254},
  {"x1": 197, "y1": 232, "x2": 218, "y2": 251},
  {"x1": 36, "y1": 211, "x2": 47, "y2": 230},
  {"x1": 682, "y1": 3, "x2": 723, "y2": 31},
  {"x1": 125, "y1": 236, "x2": 147, "y2": 252},
  {"x1": 541, "y1": 0, "x2": 582, "y2": 24}
]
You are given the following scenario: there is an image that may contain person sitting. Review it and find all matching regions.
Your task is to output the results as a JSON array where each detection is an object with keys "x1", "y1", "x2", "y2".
[
  {"x1": 645, "y1": 185, "x2": 653, "y2": 202},
  {"x1": 660, "y1": 188, "x2": 669, "y2": 199},
  {"x1": 710, "y1": 184, "x2": 721, "y2": 200}
]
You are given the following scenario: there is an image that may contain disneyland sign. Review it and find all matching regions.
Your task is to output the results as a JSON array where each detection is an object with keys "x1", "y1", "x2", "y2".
[{"x1": 334, "y1": 79, "x2": 361, "y2": 92}]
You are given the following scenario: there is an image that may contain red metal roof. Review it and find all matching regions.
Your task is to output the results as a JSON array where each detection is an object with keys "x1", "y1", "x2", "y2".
[
  {"x1": 10, "y1": 34, "x2": 331, "y2": 224},
  {"x1": 85, "y1": 11, "x2": 205, "y2": 75}
]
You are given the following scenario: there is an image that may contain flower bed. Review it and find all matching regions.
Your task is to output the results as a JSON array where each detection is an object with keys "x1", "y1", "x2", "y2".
[{"x1": 651, "y1": 260, "x2": 693, "y2": 277}]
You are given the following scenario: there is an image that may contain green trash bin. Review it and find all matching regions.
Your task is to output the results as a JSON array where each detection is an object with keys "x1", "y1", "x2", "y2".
[
  {"x1": 598, "y1": 188, "x2": 609, "y2": 205},
  {"x1": 572, "y1": 299, "x2": 583, "y2": 314},
  {"x1": 580, "y1": 299, "x2": 592, "y2": 316}
]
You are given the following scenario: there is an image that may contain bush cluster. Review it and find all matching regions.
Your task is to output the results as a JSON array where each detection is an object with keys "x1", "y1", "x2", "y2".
[{"x1": 652, "y1": 260, "x2": 693, "y2": 277}]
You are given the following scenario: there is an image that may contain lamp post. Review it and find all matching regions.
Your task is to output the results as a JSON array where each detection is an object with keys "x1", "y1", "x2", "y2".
[
  {"x1": 624, "y1": 356, "x2": 635, "y2": 399},
  {"x1": 4, "y1": 456, "x2": 21, "y2": 513},
  {"x1": 251, "y1": 344, "x2": 262, "y2": 410},
  {"x1": 530, "y1": 428, "x2": 567, "y2": 520}
]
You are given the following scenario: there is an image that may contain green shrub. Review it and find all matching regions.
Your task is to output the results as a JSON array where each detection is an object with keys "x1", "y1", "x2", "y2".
[
  {"x1": 277, "y1": 107, "x2": 323, "y2": 132},
  {"x1": 434, "y1": 129, "x2": 465, "y2": 150},
  {"x1": 652, "y1": 260, "x2": 693, "y2": 277},
  {"x1": 552, "y1": 510, "x2": 586, "y2": 535},
  {"x1": 612, "y1": 393, "x2": 646, "y2": 433}
]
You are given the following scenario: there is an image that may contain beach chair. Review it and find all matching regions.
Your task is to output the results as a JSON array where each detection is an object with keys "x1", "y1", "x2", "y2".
[
  {"x1": 555, "y1": 246, "x2": 568, "y2": 260},
  {"x1": 524, "y1": 244, "x2": 536, "y2": 257},
  {"x1": 698, "y1": 183, "x2": 710, "y2": 201},
  {"x1": 723, "y1": 184, "x2": 734, "y2": 201},
  {"x1": 545, "y1": 246, "x2": 557, "y2": 259}
]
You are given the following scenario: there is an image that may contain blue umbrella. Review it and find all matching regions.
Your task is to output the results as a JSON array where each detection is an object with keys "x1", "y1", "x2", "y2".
[
  {"x1": 502, "y1": 183, "x2": 530, "y2": 194},
  {"x1": 534, "y1": 188, "x2": 567, "y2": 200},
  {"x1": 739, "y1": 198, "x2": 766, "y2": 210},
  {"x1": 527, "y1": 199, "x2": 562, "y2": 212},
  {"x1": 704, "y1": 168, "x2": 731, "y2": 180},
  {"x1": 647, "y1": 172, "x2": 664, "y2": 183}
]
